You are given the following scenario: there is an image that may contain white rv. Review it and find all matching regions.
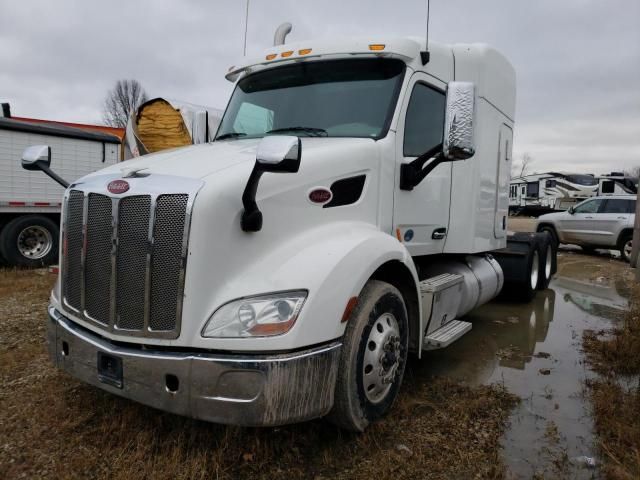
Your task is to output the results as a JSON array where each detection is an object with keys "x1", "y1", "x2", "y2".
[
  {"x1": 597, "y1": 173, "x2": 638, "y2": 196},
  {"x1": 509, "y1": 172, "x2": 598, "y2": 215},
  {"x1": 24, "y1": 35, "x2": 555, "y2": 431},
  {"x1": 0, "y1": 117, "x2": 120, "y2": 266}
]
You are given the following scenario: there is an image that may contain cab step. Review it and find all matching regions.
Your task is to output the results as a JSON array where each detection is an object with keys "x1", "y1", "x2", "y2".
[{"x1": 423, "y1": 320, "x2": 472, "y2": 350}]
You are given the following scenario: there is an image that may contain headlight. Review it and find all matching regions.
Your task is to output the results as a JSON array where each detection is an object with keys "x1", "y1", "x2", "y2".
[{"x1": 201, "y1": 291, "x2": 307, "y2": 338}]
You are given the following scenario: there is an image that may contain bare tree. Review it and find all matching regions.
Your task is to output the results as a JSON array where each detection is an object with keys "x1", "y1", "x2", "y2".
[
  {"x1": 512, "y1": 152, "x2": 533, "y2": 178},
  {"x1": 102, "y1": 79, "x2": 148, "y2": 128}
]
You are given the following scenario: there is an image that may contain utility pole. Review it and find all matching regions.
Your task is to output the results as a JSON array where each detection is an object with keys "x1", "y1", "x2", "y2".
[{"x1": 632, "y1": 185, "x2": 640, "y2": 280}]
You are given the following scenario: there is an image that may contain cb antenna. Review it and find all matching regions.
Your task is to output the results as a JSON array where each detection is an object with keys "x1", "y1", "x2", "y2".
[
  {"x1": 420, "y1": 0, "x2": 431, "y2": 65},
  {"x1": 243, "y1": 0, "x2": 250, "y2": 56}
]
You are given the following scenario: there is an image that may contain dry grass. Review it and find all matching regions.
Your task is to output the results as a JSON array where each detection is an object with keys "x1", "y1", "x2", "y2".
[
  {"x1": 0, "y1": 268, "x2": 518, "y2": 479},
  {"x1": 583, "y1": 280, "x2": 640, "y2": 479}
]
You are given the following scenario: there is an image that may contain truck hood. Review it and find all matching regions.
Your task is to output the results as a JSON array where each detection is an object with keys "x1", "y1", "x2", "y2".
[{"x1": 84, "y1": 137, "x2": 375, "y2": 181}]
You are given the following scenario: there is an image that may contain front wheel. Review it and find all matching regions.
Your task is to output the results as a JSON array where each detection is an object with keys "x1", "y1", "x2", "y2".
[
  {"x1": 618, "y1": 234, "x2": 632, "y2": 263},
  {"x1": 328, "y1": 280, "x2": 409, "y2": 432}
]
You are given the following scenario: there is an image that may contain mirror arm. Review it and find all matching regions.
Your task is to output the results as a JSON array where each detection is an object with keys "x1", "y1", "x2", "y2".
[
  {"x1": 39, "y1": 164, "x2": 70, "y2": 188},
  {"x1": 241, "y1": 164, "x2": 265, "y2": 232},
  {"x1": 399, "y1": 143, "x2": 443, "y2": 191}
]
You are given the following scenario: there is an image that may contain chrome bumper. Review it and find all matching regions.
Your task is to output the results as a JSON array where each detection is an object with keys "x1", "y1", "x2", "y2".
[{"x1": 47, "y1": 306, "x2": 341, "y2": 426}]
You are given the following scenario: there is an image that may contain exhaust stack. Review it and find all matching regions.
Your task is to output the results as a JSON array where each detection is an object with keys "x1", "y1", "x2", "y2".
[{"x1": 274, "y1": 22, "x2": 292, "y2": 46}]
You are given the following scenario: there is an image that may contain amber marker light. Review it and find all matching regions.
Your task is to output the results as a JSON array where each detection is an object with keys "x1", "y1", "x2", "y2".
[
  {"x1": 265, "y1": 53, "x2": 277, "y2": 60},
  {"x1": 396, "y1": 228, "x2": 402, "y2": 241},
  {"x1": 298, "y1": 48, "x2": 312, "y2": 55},
  {"x1": 369, "y1": 44, "x2": 386, "y2": 51},
  {"x1": 281, "y1": 50, "x2": 294, "y2": 57},
  {"x1": 341, "y1": 297, "x2": 358, "y2": 323}
]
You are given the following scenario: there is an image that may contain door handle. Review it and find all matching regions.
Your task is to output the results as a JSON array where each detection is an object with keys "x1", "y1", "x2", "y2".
[
  {"x1": 432, "y1": 228, "x2": 447, "y2": 240},
  {"x1": 585, "y1": 216, "x2": 593, "y2": 219},
  {"x1": 618, "y1": 216, "x2": 627, "y2": 220}
]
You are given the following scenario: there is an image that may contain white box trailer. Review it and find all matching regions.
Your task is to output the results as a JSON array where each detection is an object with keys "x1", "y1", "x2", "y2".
[{"x1": 0, "y1": 117, "x2": 120, "y2": 266}]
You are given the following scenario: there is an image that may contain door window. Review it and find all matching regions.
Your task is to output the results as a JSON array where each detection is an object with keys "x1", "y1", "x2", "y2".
[
  {"x1": 403, "y1": 83, "x2": 445, "y2": 157},
  {"x1": 573, "y1": 199, "x2": 604, "y2": 214},
  {"x1": 602, "y1": 199, "x2": 636, "y2": 214}
]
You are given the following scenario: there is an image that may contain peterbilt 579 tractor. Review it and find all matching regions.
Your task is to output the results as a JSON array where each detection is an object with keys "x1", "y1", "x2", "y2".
[{"x1": 23, "y1": 34, "x2": 554, "y2": 431}]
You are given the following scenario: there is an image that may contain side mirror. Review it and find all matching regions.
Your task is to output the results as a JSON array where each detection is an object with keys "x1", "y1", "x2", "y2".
[
  {"x1": 568, "y1": 207, "x2": 575, "y2": 215},
  {"x1": 21, "y1": 145, "x2": 51, "y2": 170},
  {"x1": 241, "y1": 136, "x2": 302, "y2": 232},
  {"x1": 399, "y1": 81, "x2": 477, "y2": 191},
  {"x1": 443, "y1": 81, "x2": 476, "y2": 161},
  {"x1": 256, "y1": 136, "x2": 301, "y2": 172},
  {"x1": 21, "y1": 145, "x2": 69, "y2": 188}
]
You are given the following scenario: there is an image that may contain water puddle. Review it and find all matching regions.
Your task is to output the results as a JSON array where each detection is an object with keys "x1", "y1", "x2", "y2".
[{"x1": 412, "y1": 253, "x2": 631, "y2": 478}]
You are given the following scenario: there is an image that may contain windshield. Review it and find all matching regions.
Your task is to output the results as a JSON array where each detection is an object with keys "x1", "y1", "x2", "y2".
[{"x1": 216, "y1": 58, "x2": 406, "y2": 141}]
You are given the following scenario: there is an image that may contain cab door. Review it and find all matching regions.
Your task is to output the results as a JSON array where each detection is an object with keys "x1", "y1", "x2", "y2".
[{"x1": 393, "y1": 73, "x2": 451, "y2": 256}]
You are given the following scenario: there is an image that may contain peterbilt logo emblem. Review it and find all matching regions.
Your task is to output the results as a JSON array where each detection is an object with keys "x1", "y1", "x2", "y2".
[
  {"x1": 107, "y1": 180, "x2": 130, "y2": 194},
  {"x1": 308, "y1": 187, "x2": 332, "y2": 205}
]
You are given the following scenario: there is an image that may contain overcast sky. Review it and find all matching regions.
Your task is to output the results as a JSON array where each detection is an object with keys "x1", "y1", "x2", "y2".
[{"x1": 1, "y1": 0, "x2": 638, "y2": 174}]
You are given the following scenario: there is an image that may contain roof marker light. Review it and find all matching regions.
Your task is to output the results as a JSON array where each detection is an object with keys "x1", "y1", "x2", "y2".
[
  {"x1": 298, "y1": 48, "x2": 312, "y2": 55},
  {"x1": 265, "y1": 54, "x2": 277, "y2": 60},
  {"x1": 369, "y1": 44, "x2": 386, "y2": 51},
  {"x1": 281, "y1": 50, "x2": 294, "y2": 57}
]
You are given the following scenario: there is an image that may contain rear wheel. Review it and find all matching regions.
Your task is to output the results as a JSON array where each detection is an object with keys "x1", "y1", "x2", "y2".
[
  {"x1": 538, "y1": 225, "x2": 558, "y2": 250},
  {"x1": 618, "y1": 234, "x2": 632, "y2": 263},
  {"x1": 328, "y1": 280, "x2": 409, "y2": 432},
  {"x1": 0, "y1": 215, "x2": 59, "y2": 267},
  {"x1": 537, "y1": 238, "x2": 554, "y2": 290}
]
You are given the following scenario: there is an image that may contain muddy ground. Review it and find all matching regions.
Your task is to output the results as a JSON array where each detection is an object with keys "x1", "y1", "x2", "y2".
[{"x1": 0, "y1": 234, "x2": 636, "y2": 479}]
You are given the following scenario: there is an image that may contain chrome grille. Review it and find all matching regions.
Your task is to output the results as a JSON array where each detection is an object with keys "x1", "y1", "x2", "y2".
[
  {"x1": 64, "y1": 190, "x2": 84, "y2": 311},
  {"x1": 61, "y1": 176, "x2": 200, "y2": 339},
  {"x1": 116, "y1": 196, "x2": 150, "y2": 330},
  {"x1": 84, "y1": 194, "x2": 113, "y2": 324},
  {"x1": 150, "y1": 194, "x2": 188, "y2": 331}
]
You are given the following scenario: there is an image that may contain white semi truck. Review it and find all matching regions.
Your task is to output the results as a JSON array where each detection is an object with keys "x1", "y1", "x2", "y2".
[{"x1": 25, "y1": 35, "x2": 555, "y2": 431}]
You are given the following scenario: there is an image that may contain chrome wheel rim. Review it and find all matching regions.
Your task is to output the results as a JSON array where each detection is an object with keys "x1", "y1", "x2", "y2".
[
  {"x1": 362, "y1": 313, "x2": 401, "y2": 404},
  {"x1": 530, "y1": 250, "x2": 539, "y2": 290},
  {"x1": 17, "y1": 226, "x2": 53, "y2": 260},
  {"x1": 544, "y1": 246, "x2": 552, "y2": 280},
  {"x1": 624, "y1": 240, "x2": 632, "y2": 260}
]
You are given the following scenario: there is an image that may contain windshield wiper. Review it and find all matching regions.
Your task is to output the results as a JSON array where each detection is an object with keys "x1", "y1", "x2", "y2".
[
  {"x1": 216, "y1": 132, "x2": 247, "y2": 141},
  {"x1": 266, "y1": 126, "x2": 328, "y2": 137}
]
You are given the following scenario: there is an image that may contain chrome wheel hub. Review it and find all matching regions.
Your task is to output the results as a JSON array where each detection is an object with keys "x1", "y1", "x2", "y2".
[
  {"x1": 544, "y1": 245, "x2": 552, "y2": 280},
  {"x1": 530, "y1": 250, "x2": 539, "y2": 290},
  {"x1": 363, "y1": 313, "x2": 401, "y2": 404},
  {"x1": 624, "y1": 240, "x2": 632, "y2": 259},
  {"x1": 17, "y1": 226, "x2": 52, "y2": 260}
]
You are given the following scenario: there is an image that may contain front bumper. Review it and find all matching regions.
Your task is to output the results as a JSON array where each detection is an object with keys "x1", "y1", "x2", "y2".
[{"x1": 47, "y1": 306, "x2": 341, "y2": 426}]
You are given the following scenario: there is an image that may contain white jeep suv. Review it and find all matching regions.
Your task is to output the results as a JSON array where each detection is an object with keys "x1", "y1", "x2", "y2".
[{"x1": 536, "y1": 195, "x2": 635, "y2": 262}]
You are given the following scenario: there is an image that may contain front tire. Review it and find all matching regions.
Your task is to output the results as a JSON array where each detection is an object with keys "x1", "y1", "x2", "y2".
[{"x1": 328, "y1": 280, "x2": 409, "y2": 432}]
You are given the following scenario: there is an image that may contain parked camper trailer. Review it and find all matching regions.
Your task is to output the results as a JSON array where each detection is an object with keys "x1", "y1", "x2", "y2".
[
  {"x1": 509, "y1": 172, "x2": 598, "y2": 216},
  {"x1": 597, "y1": 173, "x2": 638, "y2": 196},
  {"x1": 26, "y1": 35, "x2": 556, "y2": 431},
  {"x1": 0, "y1": 117, "x2": 120, "y2": 266}
]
